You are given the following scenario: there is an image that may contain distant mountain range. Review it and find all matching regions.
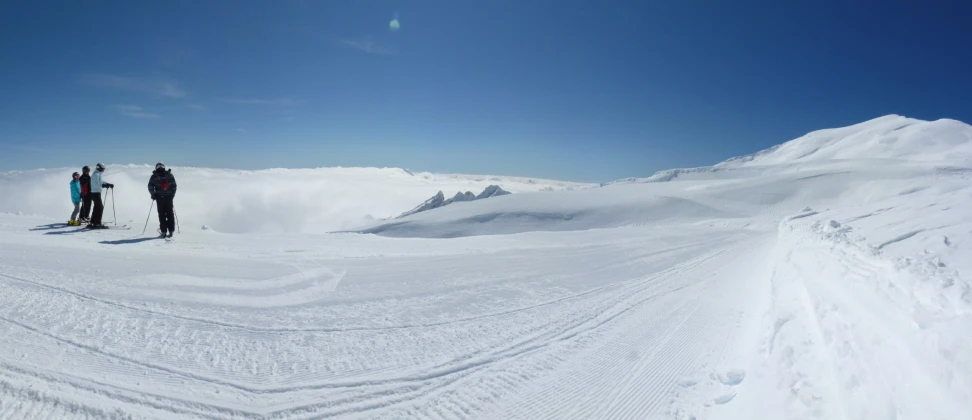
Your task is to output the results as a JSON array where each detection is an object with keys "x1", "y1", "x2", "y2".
[{"x1": 398, "y1": 185, "x2": 511, "y2": 218}]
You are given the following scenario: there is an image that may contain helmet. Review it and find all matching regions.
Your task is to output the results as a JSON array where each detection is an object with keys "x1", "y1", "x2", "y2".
[
  {"x1": 96, "y1": 163, "x2": 105, "y2": 171},
  {"x1": 72, "y1": 172, "x2": 79, "y2": 178},
  {"x1": 82, "y1": 166, "x2": 90, "y2": 172},
  {"x1": 155, "y1": 162, "x2": 165, "y2": 171}
]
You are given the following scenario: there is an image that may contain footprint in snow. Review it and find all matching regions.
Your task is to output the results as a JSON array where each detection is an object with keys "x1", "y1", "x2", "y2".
[
  {"x1": 677, "y1": 377, "x2": 699, "y2": 387},
  {"x1": 714, "y1": 369, "x2": 746, "y2": 386},
  {"x1": 714, "y1": 393, "x2": 737, "y2": 404}
]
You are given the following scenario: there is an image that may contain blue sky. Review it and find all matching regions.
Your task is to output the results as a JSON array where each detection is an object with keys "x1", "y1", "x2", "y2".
[{"x1": 1, "y1": 1, "x2": 970, "y2": 182}]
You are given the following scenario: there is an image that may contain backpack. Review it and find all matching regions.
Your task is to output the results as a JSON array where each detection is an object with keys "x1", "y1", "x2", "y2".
[{"x1": 156, "y1": 169, "x2": 173, "y2": 191}]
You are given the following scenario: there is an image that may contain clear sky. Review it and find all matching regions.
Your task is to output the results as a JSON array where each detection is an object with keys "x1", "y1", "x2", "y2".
[{"x1": 1, "y1": 1, "x2": 970, "y2": 182}]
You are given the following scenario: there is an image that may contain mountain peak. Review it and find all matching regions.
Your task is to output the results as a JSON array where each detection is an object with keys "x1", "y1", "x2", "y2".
[
  {"x1": 717, "y1": 115, "x2": 971, "y2": 168},
  {"x1": 397, "y1": 185, "x2": 511, "y2": 219},
  {"x1": 604, "y1": 115, "x2": 972, "y2": 186}
]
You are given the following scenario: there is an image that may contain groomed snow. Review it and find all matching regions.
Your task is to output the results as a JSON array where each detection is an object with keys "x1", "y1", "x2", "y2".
[{"x1": 0, "y1": 115, "x2": 970, "y2": 419}]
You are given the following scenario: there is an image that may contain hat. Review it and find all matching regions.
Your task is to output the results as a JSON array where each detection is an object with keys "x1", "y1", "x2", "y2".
[
  {"x1": 155, "y1": 162, "x2": 165, "y2": 171},
  {"x1": 96, "y1": 163, "x2": 105, "y2": 171},
  {"x1": 72, "y1": 172, "x2": 79, "y2": 178}
]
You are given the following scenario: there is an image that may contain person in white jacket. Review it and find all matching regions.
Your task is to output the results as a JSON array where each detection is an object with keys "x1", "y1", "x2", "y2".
[{"x1": 88, "y1": 163, "x2": 114, "y2": 228}]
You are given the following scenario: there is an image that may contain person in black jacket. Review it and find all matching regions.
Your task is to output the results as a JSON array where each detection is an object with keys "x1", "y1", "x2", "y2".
[
  {"x1": 148, "y1": 162, "x2": 178, "y2": 237},
  {"x1": 78, "y1": 166, "x2": 92, "y2": 222}
]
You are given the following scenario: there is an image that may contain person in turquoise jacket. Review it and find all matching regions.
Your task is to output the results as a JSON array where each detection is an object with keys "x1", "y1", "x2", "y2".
[{"x1": 68, "y1": 172, "x2": 82, "y2": 226}]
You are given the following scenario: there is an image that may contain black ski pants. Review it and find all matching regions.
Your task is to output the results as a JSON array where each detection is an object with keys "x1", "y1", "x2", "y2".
[
  {"x1": 80, "y1": 193, "x2": 92, "y2": 219},
  {"x1": 90, "y1": 192, "x2": 104, "y2": 225},
  {"x1": 156, "y1": 196, "x2": 175, "y2": 234}
]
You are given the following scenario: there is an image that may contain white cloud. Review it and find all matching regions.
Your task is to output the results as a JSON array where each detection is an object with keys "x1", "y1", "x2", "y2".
[
  {"x1": 187, "y1": 104, "x2": 208, "y2": 111},
  {"x1": 115, "y1": 104, "x2": 161, "y2": 119},
  {"x1": 339, "y1": 38, "x2": 394, "y2": 55},
  {"x1": 222, "y1": 98, "x2": 304, "y2": 106},
  {"x1": 82, "y1": 74, "x2": 186, "y2": 98}
]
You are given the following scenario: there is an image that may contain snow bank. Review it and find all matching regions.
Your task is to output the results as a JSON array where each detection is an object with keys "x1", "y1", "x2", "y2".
[
  {"x1": 725, "y1": 166, "x2": 972, "y2": 419},
  {"x1": 0, "y1": 166, "x2": 590, "y2": 234},
  {"x1": 736, "y1": 206, "x2": 972, "y2": 419}
]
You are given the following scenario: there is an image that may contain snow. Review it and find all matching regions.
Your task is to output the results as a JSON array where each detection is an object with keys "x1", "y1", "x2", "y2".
[{"x1": 0, "y1": 115, "x2": 971, "y2": 419}]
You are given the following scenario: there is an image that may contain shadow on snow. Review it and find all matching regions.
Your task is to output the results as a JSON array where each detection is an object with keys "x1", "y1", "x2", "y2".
[{"x1": 99, "y1": 237, "x2": 161, "y2": 245}]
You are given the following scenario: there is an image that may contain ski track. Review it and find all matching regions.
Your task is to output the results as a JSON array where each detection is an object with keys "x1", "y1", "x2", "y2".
[{"x1": 0, "y1": 216, "x2": 781, "y2": 419}]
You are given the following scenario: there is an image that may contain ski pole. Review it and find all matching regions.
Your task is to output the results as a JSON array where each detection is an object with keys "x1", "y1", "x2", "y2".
[
  {"x1": 111, "y1": 188, "x2": 117, "y2": 226},
  {"x1": 174, "y1": 208, "x2": 181, "y2": 234},
  {"x1": 141, "y1": 199, "x2": 155, "y2": 235}
]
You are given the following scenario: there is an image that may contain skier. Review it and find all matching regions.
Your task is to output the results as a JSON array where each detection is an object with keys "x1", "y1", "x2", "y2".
[
  {"x1": 79, "y1": 166, "x2": 92, "y2": 223},
  {"x1": 88, "y1": 163, "x2": 114, "y2": 228},
  {"x1": 68, "y1": 172, "x2": 82, "y2": 226},
  {"x1": 147, "y1": 162, "x2": 177, "y2": 238}
]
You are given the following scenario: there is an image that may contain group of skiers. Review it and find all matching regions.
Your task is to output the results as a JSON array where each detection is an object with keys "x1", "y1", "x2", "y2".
[
  {"x1": 68, "y1": 163, "x2": 113, "y2": 228},
  {"x1": 68, "y1": 162, "x2": 178, "y2": 238}
]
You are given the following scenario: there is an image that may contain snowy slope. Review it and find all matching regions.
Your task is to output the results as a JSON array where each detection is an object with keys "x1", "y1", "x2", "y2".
[
  {"x1": 361, "y1": 160, "x2": 953, "y2": 239},
  {"x1": 0, "y1": 115, "x2": 970, "y2": 419}
]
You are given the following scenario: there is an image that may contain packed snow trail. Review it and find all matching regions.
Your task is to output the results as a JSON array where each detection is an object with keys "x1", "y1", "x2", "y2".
[{"x1": 0, "y1": 214, "x2": 780, "y2": 419}]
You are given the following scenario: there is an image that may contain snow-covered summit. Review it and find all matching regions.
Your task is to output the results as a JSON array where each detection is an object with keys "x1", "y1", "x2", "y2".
[
  {"x1": 608, "y1": 115, "x2": 972, "y2": 185},
  {"x1": 719, "y1": 114, "x2": 972, "y2": 167}
]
